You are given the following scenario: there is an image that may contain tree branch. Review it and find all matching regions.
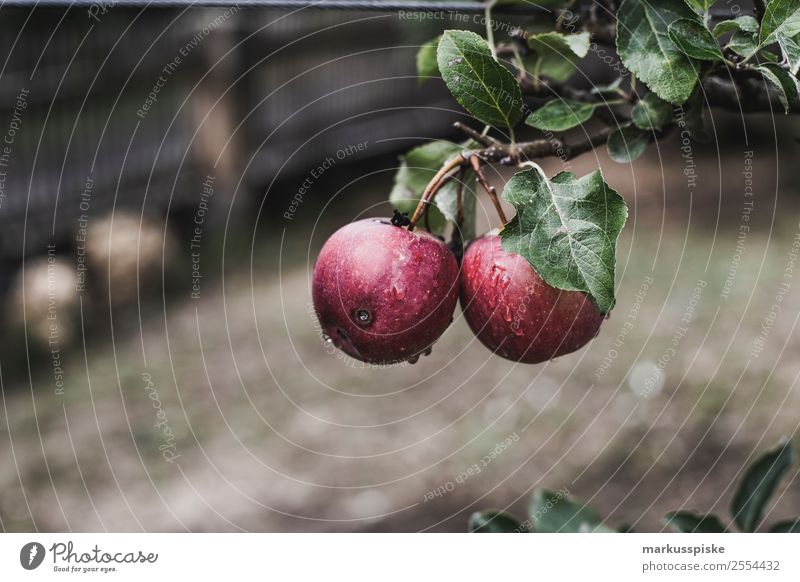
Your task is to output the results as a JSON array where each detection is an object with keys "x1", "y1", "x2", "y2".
[
  {"x1": 453, "y1": 122, "x2": 502, "y2": 147},
  {"x1": 454, "y1": 123, "x2": 616, "y2": 165}
]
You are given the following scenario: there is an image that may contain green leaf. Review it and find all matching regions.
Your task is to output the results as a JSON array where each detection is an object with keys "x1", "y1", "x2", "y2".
[
  {"x1": 683, "y1": 0, "x2": 716, "y2": 13},
  {"x1": 777, "y1": 33, "x2": 800, "y2": 74},
  {"x1": 731, "y1": 438, "x2": 794, "y2": 532},
  {"x1": 500, "y1": 167, "x2": 627, "y2": 314},
  {"x1": 435, "y1": 169, "x2": 477, "y2": 242},
  {"x1": 726, "y1": 30, "x2": 759, "y2": 57},
  {"x1": 416, "y1": 36, "x2": 440, "y2": 83},
  {"x1": 528, "y1": 31, "x2": 591, "y2": 59},
  {"x1": 527, "y1": 489, "x2": 614, "y2": 532},
  {"x1": 527, "y1": 53, "x2": 577, "y2": 83},
  {"x1": 616, "y1": 0, "x2": 700, "y2": 104},
  {"x1": 760, "y1": 0, "x2": 800, "y2": 45},
  {"x1": 770, "y1": 518, "x2": 800, "y2": 532},
  {"x1": 591, "y1": 78, "x2": 625, "y2": 97},
  {"x1": 527, "y1": 31, "x2": 591, "y2": 83},
  {"x1": 607, "y1": 125, "x2": 651, "y2": 163},
  {"x1": 437, "y1": 30, "x2": 524, "y2": 130},
  {"x1": 668, "y1": 18, "x2": 725, "y2": 61},
  {"x1": 713, "y1": 16, "x2": 759, "y2": 37},
  {"x1": 757, "y1": 63, "x2": 800, "y2": 112},
  {"x1": 468, "y1": 510, "x2": 525, "y2": 532},
  {"x1": 389, "y1": 141, "x2": 461, "y2": 233},
  {"x1": 663, "y1": 511, "x2": 727, "y2": 533},
  {"x1": 525, "y1": 99, "x2": 597, "y2": 132},
  {"x1": 632, "y1": 93, "x2": 673, "y2": 130}
]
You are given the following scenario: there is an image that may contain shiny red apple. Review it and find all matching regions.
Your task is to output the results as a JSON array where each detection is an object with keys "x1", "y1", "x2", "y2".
[
  {"x1": 312, "y1": 218, "x2": 460, "y2": 364},
  {"x1": 460, "y1": 234, "x2": 603, "y2": 363}
]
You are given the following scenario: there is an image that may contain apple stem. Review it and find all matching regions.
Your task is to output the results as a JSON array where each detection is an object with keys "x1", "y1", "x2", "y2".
[
  {"x1": 470, "y1": 155, "x2": 508, "y2": 227},
  {"x1": 408, "y1": 153, "x2": 467, "y2": 231},
  {"x1": 455, "y1": 168, "x2": 465, "y2": 229},
  {"x1": 423, "y1": 197, "x2": 432, "y2": 232}
]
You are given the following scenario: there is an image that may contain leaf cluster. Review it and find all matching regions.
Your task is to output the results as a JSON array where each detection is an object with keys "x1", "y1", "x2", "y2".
[
  {"x1": 469, "y1": 438, "x2": 800, "y2": 533},
  {"x1": 392, "y1": 0, "x2": 800, "y2": 315}
]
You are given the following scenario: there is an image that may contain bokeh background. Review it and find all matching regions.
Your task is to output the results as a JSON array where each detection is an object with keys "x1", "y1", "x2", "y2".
[{"x1": 0, "y1": 3, "x2": 799, "y2": 532}]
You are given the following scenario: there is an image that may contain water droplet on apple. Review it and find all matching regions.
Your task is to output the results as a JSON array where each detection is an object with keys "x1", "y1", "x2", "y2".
[
  {"x1": 490, "y1": 265, "x2": 506, "y2": 288},
  {"x1": 392, "y1": 286, "x2": 406, "y2": 300}
]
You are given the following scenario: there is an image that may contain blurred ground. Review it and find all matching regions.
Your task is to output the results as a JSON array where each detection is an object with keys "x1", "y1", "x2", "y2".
[{"x1": 2, "y1": 123, "x2": 800, "y2": 532}]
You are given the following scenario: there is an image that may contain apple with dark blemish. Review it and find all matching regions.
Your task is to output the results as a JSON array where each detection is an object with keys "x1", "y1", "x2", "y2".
[
  {"x1": 459, "y1": 234, "x2": 603, "y2": 364},
  {"x1": 312, "y1": 218, "x2": 460, "y2": 364}
]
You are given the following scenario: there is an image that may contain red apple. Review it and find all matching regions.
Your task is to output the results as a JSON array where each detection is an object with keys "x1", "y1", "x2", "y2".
[
  {"x1": 460, "y1": 234, "x2": 603, "y2": 363},
  {"x1": 312, "y1": 218, "x2": 460, "y2": 364}
]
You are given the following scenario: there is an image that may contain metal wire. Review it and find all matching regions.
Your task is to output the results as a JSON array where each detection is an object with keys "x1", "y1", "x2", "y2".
[
  {"x1": 0, "y1": 0, "x2": 744, "y2": 18},
  {"x1": 0, "y1": 0, "x2": 550, "y2": 12}
]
